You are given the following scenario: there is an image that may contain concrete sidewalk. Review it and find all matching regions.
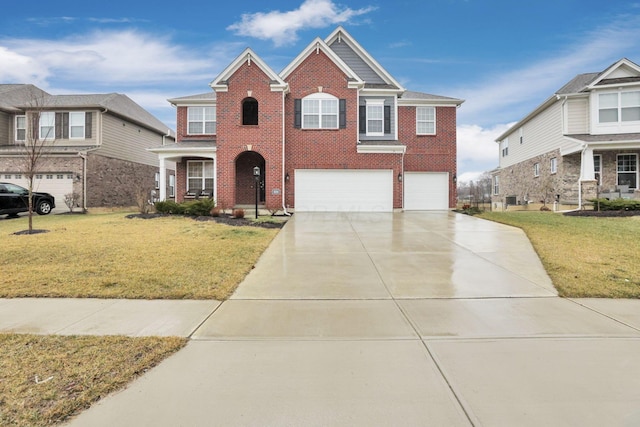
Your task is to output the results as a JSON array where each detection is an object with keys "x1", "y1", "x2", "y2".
[{"x1": 3, "y1": 212, "x2": 640, "y2": 426}]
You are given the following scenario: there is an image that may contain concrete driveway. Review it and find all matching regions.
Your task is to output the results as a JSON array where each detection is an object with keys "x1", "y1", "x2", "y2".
[{"x1": 66, "y1": 212, "x2": 640, "y2": 426}]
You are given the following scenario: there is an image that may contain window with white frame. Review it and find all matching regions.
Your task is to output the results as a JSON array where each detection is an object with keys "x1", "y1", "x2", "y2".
[
  {"x1": 534, "y1": 162, "x2": 540, "y2": 177},
  {"x1": 550, "y1": 157, "x2": 557, "y2": 174},
  {"x1": 519, "y1": 127, "x2": 524, "y2": 144},
  {"x1": 594, "y1": 154, "x2": 602, "y2": 185},
  {"x1": 493, "y1": 175, "x2": 499, "y2": 195},
  {"x1": 187, "y1": 107, "x2": 216, "y2": 134},
  {"x1": 617, "y1": 154, "x2": 637, "y2": 189},
  {"x1": 15, "y1": 116, "x2": 26, "y2": 141},
  {"x1": 501, "y1": 139, "x2": 509, "y2": 157},
  {"x1": 169, "y1": 174, "x2": 175, "y2": 197},
  {"x1": 416, "y1": 106, "x2": 435, "y2": 135},
  {"x1": 69, "y1": 112, "x2": 86, "y2": 138},
  {"x1": 599, "y1": 91, "x2": 640, "y2": 123},
  {"x1": 155, "y1": 172, "x2": 160, "y2": 189},
  {"x1": 366, "y1": 100, "x2": 384, "y2": 136},
  {"x1": 302, "y1": 93, "x2": 338, "y2": 129},
  {"x1": 187, "y1": 160, "x2": 214, "y2": 193},
  {"x1": 39, "y1": 112, "x2": 55, "y2": 140}
]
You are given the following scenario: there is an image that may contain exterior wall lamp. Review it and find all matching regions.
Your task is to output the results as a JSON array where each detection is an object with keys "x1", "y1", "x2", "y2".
[
  {"x1": 452, "y1": 173, "x2": 457, "y2": 183},
  {"x1": 397, "y1": 173, "x2": 402, "y2": 182},
  {"x1": 285, "y1": 172, "x2": 290, "y2": 182}
]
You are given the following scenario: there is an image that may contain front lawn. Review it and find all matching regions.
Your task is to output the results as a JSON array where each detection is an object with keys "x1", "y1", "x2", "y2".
[
  {"x1": 0, "y1": 334, "x2": 186, "y2": 426},
  {"x1": 0, "y1": 213, "x2": 279, "y2": 299},
  {"x1": 478, "y1": 211, "x2": 640, "y2": 298}
]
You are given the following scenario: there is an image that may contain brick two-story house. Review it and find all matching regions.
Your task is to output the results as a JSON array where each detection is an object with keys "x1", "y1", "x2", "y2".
[{"x1": 151, "y1": 27, "x2": 462, "y2": 212}]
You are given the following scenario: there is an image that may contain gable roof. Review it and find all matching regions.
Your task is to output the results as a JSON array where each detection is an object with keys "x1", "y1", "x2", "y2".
[
  {"x1": 280, "y1": 36, "x2": 364, "y2": 89},
  {"x1": 210, "y1": 48, "x2": 287, "y2": 92},
  {"x1": 324, "y1": 26, "x2": 405, "y2": 92}
]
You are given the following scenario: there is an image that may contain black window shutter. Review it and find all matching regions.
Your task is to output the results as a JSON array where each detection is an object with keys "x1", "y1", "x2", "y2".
[
  {"x1": 294, "y1": 99, "x2": 301, "y2": 128},
  {"x1": 359, "y1": 105, "x2": 366, "y2": 133},
  {"x1": 384, "y1": 105, "x2": 391, "y2": 134},
  {"x1": 339, "y1": 99, "x2": 346, "y2": 129},
  {"x1": 55, "y1": 113, "x2": 63, "y2": 139},
  {"x1": 85, "y1": 112, "x2": 92, "y2": 138},
  {"x1": 62, "y1": 113, "x2": 69, "y2": 139}
]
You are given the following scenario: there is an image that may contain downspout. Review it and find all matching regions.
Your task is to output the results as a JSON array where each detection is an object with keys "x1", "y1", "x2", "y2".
[{"x1": 281, "y1": 90, "x2": 291, "y2": 215}]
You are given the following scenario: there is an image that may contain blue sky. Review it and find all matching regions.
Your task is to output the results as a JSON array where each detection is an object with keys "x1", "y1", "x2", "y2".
[{"x1": 2, "y1": 0, "x2": 640, "y2": 181}]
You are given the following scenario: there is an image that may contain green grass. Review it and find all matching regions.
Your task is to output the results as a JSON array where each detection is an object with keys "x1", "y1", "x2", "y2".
[
  {"x1": 0, "y1": 334, "x2": 186, "y2": 427},
  {"x1": 0, "y1": 213, "x2": 279, "y2": 300},
  {"x1": 478, "y1": 211, "x2": 640, "y2": 298}
]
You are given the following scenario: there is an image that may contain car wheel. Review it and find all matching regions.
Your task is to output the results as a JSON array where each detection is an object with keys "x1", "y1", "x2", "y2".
[{"x1": 36, "y1": 200, "x2": 52, "y2": 215}]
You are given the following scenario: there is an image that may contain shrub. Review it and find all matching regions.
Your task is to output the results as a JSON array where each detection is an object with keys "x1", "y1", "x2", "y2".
[
  {"x1": 210, "y1": 207, "x2": 222, "y2": 217},
  {"x1": 589, "y1": 198, "x2": 640, "y2": 211},
  {"x1": 64, "y1": 192, "x2": 81, "y2": 213},
  {"x1": 154, "y1": 200, "x2": 185, "y2": 214},
  {"x1": 232, "y1": 208, "x2": 245, "y2": 219},
  {"x1": 183, "y1": 199, "x2": 216, "y2": 216}
]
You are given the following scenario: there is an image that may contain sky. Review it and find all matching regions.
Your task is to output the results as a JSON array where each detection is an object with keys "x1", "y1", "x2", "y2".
[{"x1": 2, "y1": 0, "x2": 640, "y2": 182}]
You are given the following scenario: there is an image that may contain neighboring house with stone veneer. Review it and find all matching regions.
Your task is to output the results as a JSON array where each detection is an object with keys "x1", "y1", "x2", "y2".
[
  {"x1": 491, "y1": 58, "x2": 640, "y2": 209},
  {"x1": 0, "y1": 84, "x2": 175, "y2": 211},
  {"x1": 150, "y1": 27, "x2": 463, "y2": 212}
]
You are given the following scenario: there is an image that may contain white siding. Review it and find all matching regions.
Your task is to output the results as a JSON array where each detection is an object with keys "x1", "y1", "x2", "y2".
[
  {"x1": 99, "y1": 114, "x2": 162, "y2": 166},
  {"x1": 499, "y1": 102, "x2": 566, "y2": 168},
  {"x1": 566, "y1": 98, "x2": 589, "y2": 134},
  {"x1": 0, "y1": 112, "x2": 9, "y2": 144}
]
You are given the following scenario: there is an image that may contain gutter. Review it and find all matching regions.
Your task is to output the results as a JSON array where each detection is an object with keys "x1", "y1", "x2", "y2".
[{"x1": 281, "y1": 90, "x2": 291, "y2": 216}]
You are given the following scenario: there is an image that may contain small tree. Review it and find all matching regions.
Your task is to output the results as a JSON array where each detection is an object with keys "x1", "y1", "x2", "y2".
[
  {"x1": 20, "y1": 88, "x2": 55, "y2": 233},
  {"x1": 64, "y1": 192, "x2": 81, "y2": 213}
]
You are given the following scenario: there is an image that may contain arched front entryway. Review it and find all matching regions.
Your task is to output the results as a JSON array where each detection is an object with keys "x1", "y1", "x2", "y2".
[{"x1": 235, "y1": 151, "x2": 265, "y2": 205}]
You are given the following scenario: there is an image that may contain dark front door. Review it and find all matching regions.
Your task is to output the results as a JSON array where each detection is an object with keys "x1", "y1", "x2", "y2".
[{"x1": 235, "y1": 151, "x2": 266, "y2": 205}]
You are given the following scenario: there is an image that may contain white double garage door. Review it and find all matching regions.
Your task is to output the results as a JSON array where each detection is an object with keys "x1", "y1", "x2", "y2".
[
  {"x1": 295, "y1": 169, "x2": 449, "y2": 212},
  {"x1": 1, "y1": 173, "x2": 72, "y2": 212}
]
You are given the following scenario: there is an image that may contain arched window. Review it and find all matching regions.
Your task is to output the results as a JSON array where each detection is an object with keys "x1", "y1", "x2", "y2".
[{"x1": 242, "y1": 97, "x2": 258, "y2": 125}]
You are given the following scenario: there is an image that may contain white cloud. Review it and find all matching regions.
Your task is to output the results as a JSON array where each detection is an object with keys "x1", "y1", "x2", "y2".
[
  {"x1": 456, "y1": 122, "x2": 514, "y2": 178},
  {"x1": 227, "y1": 0, "x2": 376, "y2": 46},
  {"x1": 0, "y1": 46, "x2": 48, "y2": 84},
  {"x1": 0, "y1": 30, "x2": 227, "y2": 87}
]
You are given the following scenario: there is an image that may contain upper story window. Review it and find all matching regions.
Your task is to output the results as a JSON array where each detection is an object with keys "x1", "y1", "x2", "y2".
[
  {"x1": 242, "y1": 98, "x2": 258, "y2": 125},
  {"x1": 416, "y1": 106, "x2": 435, "y2": 135},
  {"x1": 15, "y1": 116, "x2": 26, "y2": 141},
  {"x1": 188, "y1": 106, "x2": 216, "y2": 134},
  {"x1": 501, "y1": 139, "x2": 509, "y2": 157},
  {"x1": 69, "y1": 112, "x2": 86, "y2": 138},
  {"x1": 519, "y1": 127, "x2": 524, "y2": 144},
  {"x1": 599, "y1": 91, "x2": 640, "y2": 123},
  {"x1": 39, "y1": 112, "x2": 55, "y2": 140},
  {"x1": 303, "y1": 93, "x2": 338, "y2": 129},
  {"x1": 366, "y1": 100, "x2": 384, "y2": 136}
]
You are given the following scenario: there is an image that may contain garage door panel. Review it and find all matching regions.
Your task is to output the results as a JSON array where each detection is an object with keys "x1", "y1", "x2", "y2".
[
  {"x1": 404, "y1": 172, "x2": 449, "y2": 210},
  {"x1": 1, "y1": 173, "x2": 72, "y2": 212},
  {"x1": 295, "y1": 170, "x2": 393, "y2": 212}
]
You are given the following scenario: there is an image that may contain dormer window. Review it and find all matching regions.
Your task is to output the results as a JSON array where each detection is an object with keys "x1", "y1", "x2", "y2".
[{"x1": 242, "y1": 97, "x2": 258, "y2": 125}]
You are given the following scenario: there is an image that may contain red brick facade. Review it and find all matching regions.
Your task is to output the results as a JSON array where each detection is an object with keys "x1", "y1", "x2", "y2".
[{"x1": 171, "y1": 30, "x2": 459, "y2": 210}]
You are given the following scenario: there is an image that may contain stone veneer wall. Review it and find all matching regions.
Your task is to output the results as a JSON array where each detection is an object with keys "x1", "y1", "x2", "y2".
[{"x1": 86, "y1": 154, "x2": 157, "y2": 207}]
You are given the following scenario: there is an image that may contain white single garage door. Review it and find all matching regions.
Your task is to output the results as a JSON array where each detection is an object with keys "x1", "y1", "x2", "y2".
[
  {"x1": 295, "y1": 169, "x2": 393, "y2": 212},
  {"x1": 404, "y1": 172, "x2": 449, "y2": 210},
  {"x1": 1, "y1": 172, "x2": 73, "y2": 212}
]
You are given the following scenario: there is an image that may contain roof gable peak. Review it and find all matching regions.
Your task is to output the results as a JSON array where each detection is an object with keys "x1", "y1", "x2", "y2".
[
  {"x1": 587, "y1": 57, "x2": 640, "y2": 89},
  {"x1": 210, "y1": 47, "x2": 287, "y2": 92}
]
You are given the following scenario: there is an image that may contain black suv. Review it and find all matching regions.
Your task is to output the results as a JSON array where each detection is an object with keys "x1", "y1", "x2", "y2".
[{"x1": 0, "y1": 182, "x2": 55, "y2": 217}]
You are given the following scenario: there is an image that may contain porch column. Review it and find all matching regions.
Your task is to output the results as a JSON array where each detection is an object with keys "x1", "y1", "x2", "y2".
[
  {"x1": 159, "y1": 156, "x2": 167, "y2": 201},
  {"x1": 580, "y1": 146, "x2": 595, "y2": 181}
]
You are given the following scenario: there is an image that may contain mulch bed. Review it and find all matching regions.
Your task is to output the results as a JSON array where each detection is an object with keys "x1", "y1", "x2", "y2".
[
  {"x1": 563, "y1": 210, "x2": 640, "y2": 217},
  {"x1": 126, "y1": 213, "x2": 288, "y2": 229}
]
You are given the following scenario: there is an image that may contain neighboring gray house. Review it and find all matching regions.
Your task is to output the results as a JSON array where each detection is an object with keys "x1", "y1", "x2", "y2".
[
  {"x1": 0, "y1": 84, "x2": 175, "y2": 211},
  {"x1": 491, "y1": 58, "x2": 640, "y2": 209}
]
